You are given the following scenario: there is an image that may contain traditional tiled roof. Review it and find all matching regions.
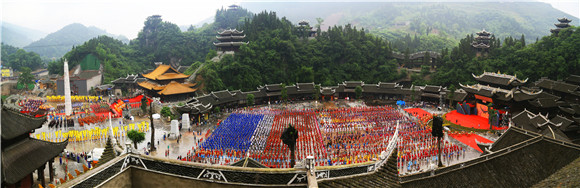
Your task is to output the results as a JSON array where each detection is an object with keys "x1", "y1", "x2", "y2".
[
  {"x1": 211, "y1": 90, "x2": 234, "y2": 99},
  {"x1": 182, "y1": 82, "x2": 197, "y2": 88},
  {"x1": 157, "y1": 81, "x2": 198, "y2": 95},
  {"x1": 460, "y1": 83, "x2": 541, "y2": 102},
  {"x1": 321, "y1": 87, "x2": 336, "y2": 95},
  {"x1": 421, "y1": 93, "x2": 440, "y2": 98},
  {"x1": 422, "y1": 85, "x2": 442, "y2": 93},
  {"x1": 343, "y1": 81, "x2": 364, "y2": 88},
  {"x1": 473, "y1": 72, "x2": 528, "y2": 86},
  {"x1": 452, "y1": 89, "x2": 468, "y2": 102},
  {"x1": 378, "y1": 82, "x2": 400, "y2": 89},
  {"x1": 530, "y1": 98, "x2": 559, "y2": 108},
  {"x1": 540, "y1": 127, "x2": 571, "y2": 142},
  {"x1": 264, "y1": 84, "x2": 283, "y2": 91},
  {"x1": 2, "y1": 137, "x2": 68, "y2": 184},
  {"x1": 217, "y1": 29, "x2": 244, "y2": 35},
  {"x1": 565, "y1": 75, "x2": 580, "y2": 85},
  {"x1": 1, "y1": 107, "x2": 47, "y2": 140},
  {"x1": 535, "y1": 78, "x2": 579, "y2": 94},
  {"x1": 296, "y1": 83, "x2": 315, "y2": 91},
  {"x1": 213, "y1": 41, "x2": 249, "y2": 47},
  {"x1": 138, "y1": 81, "x2": 164, "y2": 91},
  {"x1": 511, "y1": 109, "x2": 537, "y2": 132},
  {"x1": 142, "y1": 65, "x2": 189, "y2": 80}
]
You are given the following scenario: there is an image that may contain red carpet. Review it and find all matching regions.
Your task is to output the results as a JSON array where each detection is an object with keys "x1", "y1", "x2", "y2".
[
  {"x1": 445, "y1": 110, "x2": 508, "y2": 130},
  {"x1": 404, "y1": 108, "x2": 432, "y2": 119},
  {"x1": 449, "y1": 133, "x2": 493, "y2": 153}
]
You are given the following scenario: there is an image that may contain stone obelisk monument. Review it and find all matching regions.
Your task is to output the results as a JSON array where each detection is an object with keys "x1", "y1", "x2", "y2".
[{"x1": 64, "y1": 60, "x2": 73, "y2": 116}]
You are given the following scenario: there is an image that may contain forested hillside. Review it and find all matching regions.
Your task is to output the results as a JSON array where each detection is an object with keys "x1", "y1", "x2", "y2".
[
  {"x1": 1, "y1": 43, "x2": 43, "y2": 71},
  {"x1": 44, "y1": 6, "x2": 578, "y2": 94},
  {"x1": 241, "y1": 2, "x2": 578, "y2": 53},
  {"x1": 47, "y1": 8, "x2": 253, "y2": 83},
  {"x1": 201, "y1": 11, "x2": 401, "y2": 91},
  {"x1": 23, "y1": 23, "x2": 129, "y2": 59},
  {"x1": 431, "y1": 27, "x2": 580, "y2": 87}
]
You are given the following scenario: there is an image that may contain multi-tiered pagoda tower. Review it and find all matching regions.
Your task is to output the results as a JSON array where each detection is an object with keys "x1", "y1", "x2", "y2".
[
  {"x1": 550, "y1": 17, "x2": 572, "y2": 35},
  {"x1": 214, "y1": 29, "x2": 248, "y2": 53},
  {"x1": 472, "y1": 29, "x2": 492, "y2": 57}
]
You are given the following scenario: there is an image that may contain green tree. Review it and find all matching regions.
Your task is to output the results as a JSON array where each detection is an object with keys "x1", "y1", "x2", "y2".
[
  {"x1": 313, "y1": 85, "x2": 321, "y2": 101},
  {"x1": 448, "y1": 85, "x2": 456, "y2": 108},
  {"x1": 127, "y1": 130, "x2": 145, "y2": 150},
  {"x1": 17, "y1": 67, "x2": 34, "y2": 90},
  {"x1": 160, "y1": 106, "x2": 174, "y2": 119},
  {"x1": 140, "y1": 95, "x2": 148, "y2": 114},
  {"x1": 246, "y1": 93, "x2": 255, "y2": 107},
  {"x1": 280, "y1": 83, "x2": 288, "y2": 103},
  {"x1": 355, "y1": 86, "x2": 363, "y2": 99}
]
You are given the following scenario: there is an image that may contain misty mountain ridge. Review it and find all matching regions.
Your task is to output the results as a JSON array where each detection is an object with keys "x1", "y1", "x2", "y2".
[
  {"x1": 23, "y1": 23, "x2": 129, "y2": 59},
  {"x1": 1, "y1": 22, "x2": 48, "y2": 48}
]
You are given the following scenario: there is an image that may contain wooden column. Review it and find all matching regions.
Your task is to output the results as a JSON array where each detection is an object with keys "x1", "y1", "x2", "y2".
[
  {"x1": 48, "y1": 159, "x2": 55, "y2": 183},
  {"x1": 38, "y1": 163, "x2": 46, "y2": 187}
]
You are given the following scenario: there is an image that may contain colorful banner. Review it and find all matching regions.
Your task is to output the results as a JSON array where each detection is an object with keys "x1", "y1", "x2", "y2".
[
  {"x1": 475, "y1": 94, "x2": 493, "y2": 103},
  {"x1": 477, "y1": 103, "x2": 490, "y2": 119}
]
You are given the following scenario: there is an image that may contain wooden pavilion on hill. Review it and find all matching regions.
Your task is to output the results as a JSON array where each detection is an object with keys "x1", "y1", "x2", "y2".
[
  {"x1": 1, "y1": 106, "x2": 68, "y2": 188},
  {"x1": 137, "y1": 64, "x2": 197, "y2": 102}
]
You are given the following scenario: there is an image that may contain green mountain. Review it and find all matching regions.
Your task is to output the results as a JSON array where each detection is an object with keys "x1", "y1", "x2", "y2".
[
  {"x1": 23, "y1": 23, "x2": 129, "y2": 59},
  {"x1": 1, "y1": 22, "x2": 47, "y2": 48},
  {"x1": 241, "y1": 2, "x2": 578, "y2": 52}
]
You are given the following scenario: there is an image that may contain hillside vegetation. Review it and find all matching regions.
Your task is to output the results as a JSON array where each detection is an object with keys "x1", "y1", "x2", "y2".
[
  {"x1": 41, "y1": 6, "x2": 579, "y2": 94},
  {"x1": 242, "y1": 2, "x2": 578, "y2": 53}
]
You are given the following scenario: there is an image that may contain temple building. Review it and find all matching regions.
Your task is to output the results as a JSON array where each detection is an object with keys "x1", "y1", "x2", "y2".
[
  {"x1": 137, "y1": 63, "x2": 197, "y2": 102},
  {"x1": 460, "y1": 72, "x2": 542, "y2": 127},
  {"x1": 111, "y1": 74, "x2": 146, "y2": 97},
  {"x1": 551, "y1": 17, "x2": 572, "y2": 35},
  {"x1": 472, "y1": 29, "x2": 492, "y2": 57},
  {"x1": 1, "y1": 106, "x2": 68, "y2": 187},
  {"x1": 214, "y1": 29, "x2": 248, "y2": 53},
  {"x1": 298, "y1": 20, "x2": 317, "y2": 38}
]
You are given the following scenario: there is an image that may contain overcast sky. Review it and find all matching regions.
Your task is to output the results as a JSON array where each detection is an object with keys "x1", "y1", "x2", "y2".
[{"x1": 2, "y1": 0, "x2": 579, "y2": 39}]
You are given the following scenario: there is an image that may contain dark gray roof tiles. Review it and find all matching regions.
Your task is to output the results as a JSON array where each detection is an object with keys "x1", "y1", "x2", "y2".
[
  {"x1": 265, "y1": 84, "x2": 283, "y2": 91},
  {"x1": 1, "y1": 107, "x2": 47, "y2": 140},
  {"x1": 422, "y1": 85, "x2": 442, "y2": 93},
  {"x1": 473, "y1": 72, "x2": 528, "y2": 86},
  {"x1": 565, "y1": 75, "x2": 580, "y2": 85},
  {"x1": 536, "y1": 78, "x2": 579, "y2": 94},
  {"x1": 296, "y1": 83, "x2": 315, "y2": 91},
  {"x1": 2, "y1": 137, "x2": 68, "y2": 184},
  {"x1": 342, "y1": 81, "x2": 364, "y2": 88},
  {"x1": 551, "y1": 115, "x2": 574, "y2": 130}
]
